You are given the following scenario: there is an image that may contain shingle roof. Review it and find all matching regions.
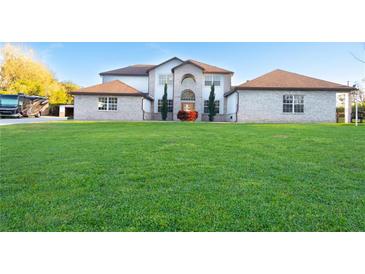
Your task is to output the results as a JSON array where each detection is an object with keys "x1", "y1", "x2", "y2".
[
  {"x1": 146, "y1": 57, "x2": 183, "y2": 72},
  {"x1": 99, "y1": 64, "x2": 155, "y2": 76},
  {"x1": 225, "y1": 69, "x2": 354, "y2": 96},
  {"x1": 100, "y1": 58, "x2": 233, "y2": 76},
  {"x1": 70, "y1": 80, "x2": 152, "y2": 99},
  {"x1": 172, "y1": 59, "x2": 233, "y2": 74}
]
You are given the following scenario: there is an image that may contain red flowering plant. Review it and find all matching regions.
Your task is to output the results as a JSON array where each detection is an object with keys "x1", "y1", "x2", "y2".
[{"x1": 177, "y1": 110, "x2": 198, "y2": 121}]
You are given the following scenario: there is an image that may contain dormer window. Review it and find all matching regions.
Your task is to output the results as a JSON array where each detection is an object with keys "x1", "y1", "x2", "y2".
[
  {"x1": 159, "y1": 74, "x2": 173, "y2": 85},
  {"x1": 204, "y1": 75, "x2": 221, "y2": 86}
]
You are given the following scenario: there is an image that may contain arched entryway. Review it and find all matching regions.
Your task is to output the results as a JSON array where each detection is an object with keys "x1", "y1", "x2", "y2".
[{"x1": 181, "y1": 89, "x2": 195, "y2": 111}]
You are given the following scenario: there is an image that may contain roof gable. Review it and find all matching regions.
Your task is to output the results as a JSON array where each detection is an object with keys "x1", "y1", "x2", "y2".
[
  {"x1": 235, "y1": 69, "x2": 354, "y2": 91},
  {"x1": 146, "y1": 57, "x2": 183, "y2": 72},
  {"x1": 172, "y1": 59, "x2": 233, "y2": 74}
]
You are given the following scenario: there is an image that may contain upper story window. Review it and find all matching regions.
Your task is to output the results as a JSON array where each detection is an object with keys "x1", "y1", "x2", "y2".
[
  {"x1": 98, "y1": 97, "x2": 118, "y2": 111},
  {"x1": 283, "y1": 95, "x2": 304, "y2": 113},
  {"x1": 159, "y1": 74, "x2": 173, "y2": 85},
  {"x1": 181, "y1": 74, "x2": 196, "y2": 86},
  {"x1": 204, "y1": 75, "x2": 221, "y2": 86}
]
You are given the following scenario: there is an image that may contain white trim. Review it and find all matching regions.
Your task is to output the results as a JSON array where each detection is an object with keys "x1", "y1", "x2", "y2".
[
  {"x1": 283, "y1": 94, "x2": 304, "y2": 114},
  {"x1": 98, "y1": 96, "x2": 118, "y2": 111}
]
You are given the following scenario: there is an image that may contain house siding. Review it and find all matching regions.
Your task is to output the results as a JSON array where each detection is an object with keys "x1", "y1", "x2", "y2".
[
  {"x1": 226, "y1": 92, "x2": 237, "y2": 115},
  {"x1": 237, "y1": 90, "x2": 337, "y2": 123},
  {"x1": 74, "y1": 95, "x2": 144, "y2": 121},
  {"x1": 148, "y1": 69, "x2": 155, "y2": 99},
  {"x1": 151, "y1": 59, "x2": 182, "y2": 113},
  {"x1": 202, "y1": 74, "x2": 227, "y2": 114}
]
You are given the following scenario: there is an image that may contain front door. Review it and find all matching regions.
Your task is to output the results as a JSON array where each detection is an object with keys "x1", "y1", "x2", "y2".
[{"x1": 181, "y1": 103, "x2": 195, "y2": 112}]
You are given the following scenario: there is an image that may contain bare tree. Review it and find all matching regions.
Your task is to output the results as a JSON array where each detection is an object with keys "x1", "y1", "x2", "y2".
[
  {"x1": 350, "y1": 43, "x2": 365, "y2": 63},
  {"x1": 349, "y1": 43, "x2": 365, "y2": 107}
]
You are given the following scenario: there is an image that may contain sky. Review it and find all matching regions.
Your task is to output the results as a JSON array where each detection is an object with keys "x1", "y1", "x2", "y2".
[{"x1": 1, "y1": 42, "x2": 364, "y2": 87}]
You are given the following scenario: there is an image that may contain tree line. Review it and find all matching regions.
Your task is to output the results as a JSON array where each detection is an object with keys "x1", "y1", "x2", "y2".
[{"x1": 0, "y1": 44, "x2": 79, "y2": 104}]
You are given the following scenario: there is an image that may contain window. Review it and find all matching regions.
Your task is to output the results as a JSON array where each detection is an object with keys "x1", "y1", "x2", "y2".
[
  {"x1": 204, "y1": 75, "x2": 221, "y2": 86},
  {"x1": 181, "y1": 74, "x2": 196, "y2": 85},
  {"x1": 159, "y1": 74, "x2": 173, "y2": 85},
  {"x1": 283, "y1": 95, "x2": 304, "y2": 113},
  {"x1": 98, "y1": 97, "x2": 118, "y2": 111},
  {"x1": 294, "y1": 95, "x2": 304, "y2": 113},
  {"x1": 213, "y1": 75, "x2": 221, "y2": 86},
  {"x1": 158, "y1": 99, "x2": 173, "y2": 112},
  {"x1": 181, "y1": 90, "x2": 195, "y2": 101},
  {"x1": 98, "y1": 97, "x2": 108, "y2": 110},
  {"x1": 181, "y1": 77, "x2": 195, "y2": 86},
  {"x1": 204, "y1": 100, "x2": 220, "y2": 114},
  {"x1": 108, "y1": 97, "x2": 118, "y2": 111},
  {"x1": 283, "y1": 95, "x2": 293, "y2": 113},
  {"x1": 0, "y1": 95, "x2": 19, "y2": 107},
  {"x1": 204, "y1": 76, "x2": 212, "y2": 86}
]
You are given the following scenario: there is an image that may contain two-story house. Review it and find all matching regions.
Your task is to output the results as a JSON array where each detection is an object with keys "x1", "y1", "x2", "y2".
[{"x1": 71, "y1": 57, "x2": 355, "y2": 123}]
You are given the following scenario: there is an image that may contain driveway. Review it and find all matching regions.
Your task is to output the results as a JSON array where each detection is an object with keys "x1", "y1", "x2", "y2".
[{"x1": 0, "y1": 116, "x2": 68, "y2": 126}]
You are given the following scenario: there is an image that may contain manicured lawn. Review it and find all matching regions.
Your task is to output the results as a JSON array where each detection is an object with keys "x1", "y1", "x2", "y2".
[{"x1": 0, "y1": 121, "x2": 364, "y2": 231}]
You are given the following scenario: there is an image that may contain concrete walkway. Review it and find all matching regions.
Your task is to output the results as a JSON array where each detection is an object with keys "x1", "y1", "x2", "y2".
[{"x1": 0, "y1": 116, "x2": 68, "y2": 126}]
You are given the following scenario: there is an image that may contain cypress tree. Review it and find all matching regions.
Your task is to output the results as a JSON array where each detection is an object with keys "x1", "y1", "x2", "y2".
[
  {"x1": 208, "y1": 84, "x2": 216, "y2": 121},
  {"x1": 161, "y1": 83, "x2": 168, "y2": 120}
]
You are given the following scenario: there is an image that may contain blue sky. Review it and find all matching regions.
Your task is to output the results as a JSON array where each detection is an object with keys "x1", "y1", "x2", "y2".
[{"x1": 2, "y1": 42, "x2": 364, "y2": 87}]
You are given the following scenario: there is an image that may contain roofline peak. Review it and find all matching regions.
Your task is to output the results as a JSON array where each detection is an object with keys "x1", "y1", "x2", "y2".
[{"x1": 146, "y1": 57, "x2": 184, "y2": 72}]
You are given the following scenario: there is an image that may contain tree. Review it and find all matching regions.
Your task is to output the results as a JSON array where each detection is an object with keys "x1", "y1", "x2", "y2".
[
  {"x1": 208, "y1": 84, "x2": 216, "y2": 121},
  {"x1": 350, "y1": 43, "x2": 365, "y2": 107},
  {"x1": 161, "y1": 83, "x2": 168, "y2": 120},
  {"x1": 0, "y1": 43, "x2": 79, "y2": 104},
  {"x1": 353, "y1": 81, "x2": 365, "y2": 109},
  {"x1": 60, "y1": 81, "x2": 80, "y2": 104}
]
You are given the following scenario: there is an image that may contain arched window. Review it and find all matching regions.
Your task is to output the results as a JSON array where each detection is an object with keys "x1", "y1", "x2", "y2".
[
  {"x1": 181, "y1": 74, "x2": 196, "y2": 85},
  {"x1": 181, "y1": 90, "x2": 195, "y2": 101},
  {"x1": 181, "y1": 77, "x2": 195, "y2": 86}
]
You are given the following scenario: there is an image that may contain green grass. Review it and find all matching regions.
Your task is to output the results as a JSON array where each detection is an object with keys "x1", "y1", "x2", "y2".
[{"x1": 0, "y1": 121, "x2": 364, "y2": 231}]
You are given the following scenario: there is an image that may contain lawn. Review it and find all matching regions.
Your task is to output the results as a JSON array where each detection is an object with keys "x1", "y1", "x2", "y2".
[{"x1": 0, "y1": 121, "x2": 364, "y2": 231}]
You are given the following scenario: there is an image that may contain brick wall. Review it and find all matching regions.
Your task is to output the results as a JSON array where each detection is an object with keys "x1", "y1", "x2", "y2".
[
  {"x1": 74, "y1": 95, "x2": 144, "y2": 121},
  {"x1": 237, "y1": 90, "x2": 337, "y2": 123}
]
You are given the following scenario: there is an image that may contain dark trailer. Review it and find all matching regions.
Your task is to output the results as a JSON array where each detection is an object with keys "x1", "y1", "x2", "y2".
[{"x1": 0, "y1": 93, "x2": 49, "y2": 118}]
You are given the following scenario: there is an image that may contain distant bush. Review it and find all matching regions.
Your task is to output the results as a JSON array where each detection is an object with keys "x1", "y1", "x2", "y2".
[
  {"x1": 337, "y1": 105, "x2": 365, "y2": 113},
  {"x1": 336, "y1": 107, "x2": 344, "y2": 113}
]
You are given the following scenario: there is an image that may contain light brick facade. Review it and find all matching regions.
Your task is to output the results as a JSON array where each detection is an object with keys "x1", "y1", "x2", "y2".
[
  {"x1": 74, "y1": 95, "x2": 144, "y2": 121},
  {"x1": 73, "y1": 59, "x2": 352, "y2": 123},
  {"x1": 236, "y1": 90, "x2": 337, "y2": 123}
]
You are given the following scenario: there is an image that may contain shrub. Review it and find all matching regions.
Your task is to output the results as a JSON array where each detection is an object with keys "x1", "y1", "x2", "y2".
[
  {"x1": 208, "y1": 84, "x2": 216, "y2": 121},
  {"x1": 161, "y1": 83, "x2": 168, "y2": 120},
  {"x1": 177, "y1": 110, "x2": 198, "y2": 121},
  {"x1": 337, "y1": 106, "x2": 365, "y2": 113}
]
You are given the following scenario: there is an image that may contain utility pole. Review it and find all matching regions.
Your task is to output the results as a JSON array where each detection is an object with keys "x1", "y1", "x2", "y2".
[
  {"x1": 347, "y1": 81, "x2": 360, "y2": 127},
  {"x1": 352, "y1": 83, "x2": 359, "y2": 127}
]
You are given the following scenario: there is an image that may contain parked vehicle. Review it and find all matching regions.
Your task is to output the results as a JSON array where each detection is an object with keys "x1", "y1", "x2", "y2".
[{"x1": 0, "y1": 93, "x2": 49, "y2": 118}]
